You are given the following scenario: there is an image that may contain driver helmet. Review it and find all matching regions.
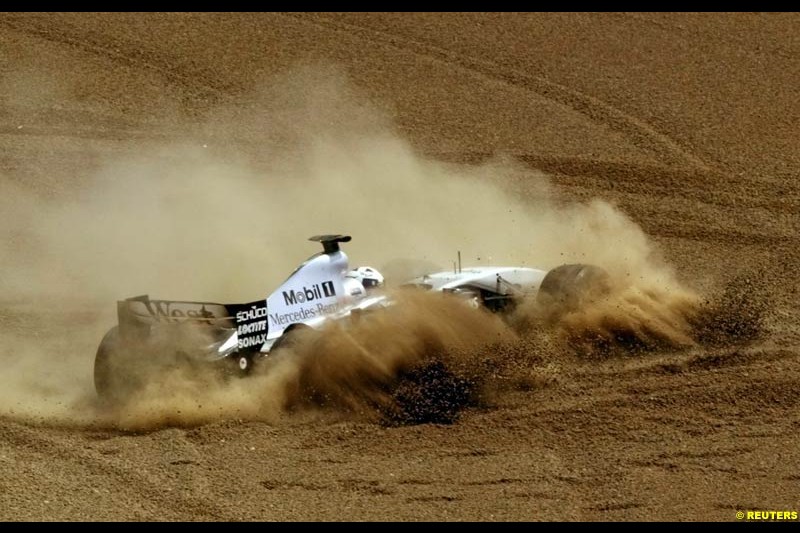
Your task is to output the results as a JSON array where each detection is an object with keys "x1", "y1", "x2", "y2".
[{"x1": 347, "y1": 266, "x2": 385, "y2": 291}]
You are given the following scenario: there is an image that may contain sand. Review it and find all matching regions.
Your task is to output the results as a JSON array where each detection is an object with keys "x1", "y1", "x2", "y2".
[{"x1": 0, "y1": 12, "x2": 798, "y2": 521}]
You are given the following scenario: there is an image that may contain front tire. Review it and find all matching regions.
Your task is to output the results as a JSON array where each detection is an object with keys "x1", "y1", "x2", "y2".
[{"x1": 537, "y1": 264, "x2": 610, "y2": 314}]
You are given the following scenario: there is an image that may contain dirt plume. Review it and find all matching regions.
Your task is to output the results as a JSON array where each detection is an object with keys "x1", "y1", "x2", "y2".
[
  {"x1": 102, "y1": 291, "x2": 511, "y2": 430},
  {"x1": 0, "y1": 67, "x2": 715, "y2": 428},
  {"x1": 691, "y1": 269, "x2": 772, "y2": 347}
]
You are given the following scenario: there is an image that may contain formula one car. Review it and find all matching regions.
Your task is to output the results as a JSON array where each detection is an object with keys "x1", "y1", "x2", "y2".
[
  {"x1": 402, "y1": 262, "x2": 608, "y2": 314},
  {"x1": 94, "y1": 235, "x2": 390, "y2": 402},
  {"x1": 94, "y1": 234, "x2": 606, "y2": 402}
]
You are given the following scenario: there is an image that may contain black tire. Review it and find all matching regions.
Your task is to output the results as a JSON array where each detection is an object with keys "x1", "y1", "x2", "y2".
[
  {"x1": 94, "y1": 326, "x2": 155, "y2": 405},
  {"x1": 94, "y1": 326, "x2": 118, "y2": 400},
  {"x1": 537, "y1": 264, "x2": 610, "y2": 314},
  {"x1": 94, "y1": 326, "x2": 134, "y2": 404}
]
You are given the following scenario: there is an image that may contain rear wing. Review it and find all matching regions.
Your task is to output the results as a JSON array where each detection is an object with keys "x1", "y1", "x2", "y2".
[
  {"x1": 117, "y1": 295, "x2": 232, "y2": 337},
  {"x1": 117, "y1": 295, "x2": 270, "y2": 351},
  {"x1": 116, "y1": 234, "x2": 351, "y2": 348}
]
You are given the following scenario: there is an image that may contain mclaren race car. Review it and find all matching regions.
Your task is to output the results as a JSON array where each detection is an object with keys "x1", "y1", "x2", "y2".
[
  {"x1": 94, "y1": 234, "x2": 606, "y2": 402},
  {"x1": 402, "y1": 262, "x2": 607, "y2": 314}
]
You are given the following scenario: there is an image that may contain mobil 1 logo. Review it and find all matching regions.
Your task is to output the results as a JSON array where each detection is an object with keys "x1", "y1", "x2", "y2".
[{"x1": 282, "y1": 280, "x2": 336, "y2": 306}]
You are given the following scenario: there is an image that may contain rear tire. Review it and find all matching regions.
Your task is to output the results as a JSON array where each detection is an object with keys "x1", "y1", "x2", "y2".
[
  {"x1": 94, "y1": 326, "x2": 129, "y2": 404},
  {"x1": 94, "y1": 326, "x2": 148, "y2": 405}
]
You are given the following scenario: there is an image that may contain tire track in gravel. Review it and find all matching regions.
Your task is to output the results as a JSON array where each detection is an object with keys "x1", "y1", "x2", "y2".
[
  {"x1": 0, "y1": 14, "x2": 232, "y2": 106},
  {"x1": 432, "y1": 151, "x2": 799, "y2": 249},
  {"x1": 436, "y1": 151, "x2": 799, "y2": 216},
  {"x1": 0, "y1": 420, "x2": 231, "y2": 520},
  {"x1": 614, "y1": 12, "x2": 800, "y2": 63},
  {"x1": 282, "y1": 12, "x2": 711, "y2": 172},
  {"x1": 2, "y1": 12, "x2": 798, "y2": 521}
]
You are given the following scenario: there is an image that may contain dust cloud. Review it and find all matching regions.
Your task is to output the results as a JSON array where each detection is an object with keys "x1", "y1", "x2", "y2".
[
  {"x1": 0, "y1": 66, "x2": 686, "y2": 304},
  {"x1": 108, "y1": 291, "x2": 511, "y2": 430},
  {"x1": 0, "y1": 66, "x2": 712, "y2": 427}
]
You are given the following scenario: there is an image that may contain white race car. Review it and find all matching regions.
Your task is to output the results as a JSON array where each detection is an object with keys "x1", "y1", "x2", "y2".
[
  {"x1": 402, "y1": 264, "x2": 600, "y2": 314},
  {"x1": 94, "y1": 235, "x2": 606, "y2": 402}
]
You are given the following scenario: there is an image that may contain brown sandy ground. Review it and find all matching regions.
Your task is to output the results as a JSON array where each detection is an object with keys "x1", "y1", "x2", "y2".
[{"x1": 0, "y1": 13, "x2": 798, "y2": 521}]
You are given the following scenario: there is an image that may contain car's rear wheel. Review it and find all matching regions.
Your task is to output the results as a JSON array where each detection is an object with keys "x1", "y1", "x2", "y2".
[{"x1": 94, "y1": 326, "x2": 145, "y2": 405}]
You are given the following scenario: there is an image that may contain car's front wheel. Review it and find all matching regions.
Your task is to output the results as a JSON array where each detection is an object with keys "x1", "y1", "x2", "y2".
[{"x1": 537, "y1": 264, "x2": 610, "y2": 315}]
